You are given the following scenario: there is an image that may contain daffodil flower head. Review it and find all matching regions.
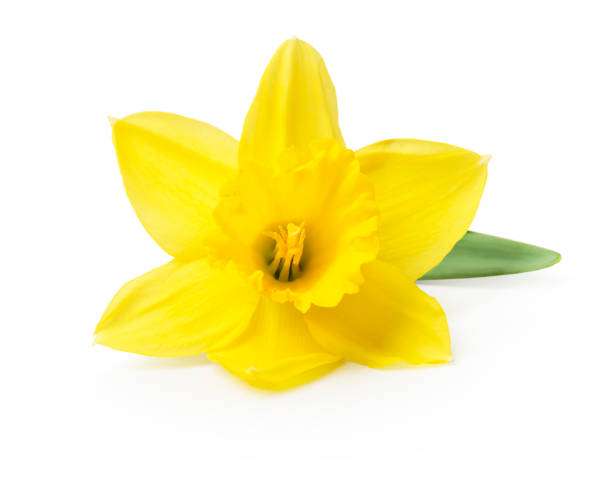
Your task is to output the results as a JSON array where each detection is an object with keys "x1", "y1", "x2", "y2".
[{"x1": 95, "y1": 39, "x2": 489, "y2": 390}]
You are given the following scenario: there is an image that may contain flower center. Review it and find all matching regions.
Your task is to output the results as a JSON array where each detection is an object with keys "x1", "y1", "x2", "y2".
[{"x1": 263, "y1": 222, "x2": 306, "y2": 282}]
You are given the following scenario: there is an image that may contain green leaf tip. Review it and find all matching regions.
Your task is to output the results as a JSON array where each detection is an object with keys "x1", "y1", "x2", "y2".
[{"x1": 419, "y1": 231, "x2": 561, "y2": 280}]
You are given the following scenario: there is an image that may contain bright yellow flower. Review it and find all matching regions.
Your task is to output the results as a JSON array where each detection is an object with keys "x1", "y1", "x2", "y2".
[{"x1": 94, "y1": 39, "x2": 488, "y2": 390}]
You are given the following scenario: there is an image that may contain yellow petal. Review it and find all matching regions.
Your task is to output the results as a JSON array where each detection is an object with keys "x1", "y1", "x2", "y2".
[
  {"x1": 94, "y1": 259, "x2": 259, "y2": 357},
  {"x1": 239, "y1": 38, "x2": 344, "y2": 170},
  {"x1": 305, "y1": 260, "x2": 451, "y2": 367},
  {"x1": 112, "y1": 111, "x2": 238, "y2": 260},
  {"x1": 357, "y1": 139, "x2": 488, "y2": 279},
  {"x1": 207, "y1": 298, "x2": 342, "y2": 390}
]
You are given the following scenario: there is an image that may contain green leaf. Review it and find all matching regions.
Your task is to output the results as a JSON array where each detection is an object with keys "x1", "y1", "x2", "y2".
[{"x1": 419, "y1": 231, "x2": 561, "y2": 280}]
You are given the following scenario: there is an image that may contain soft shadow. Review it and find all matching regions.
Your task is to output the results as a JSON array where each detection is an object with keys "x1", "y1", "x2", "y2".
[
  {"x1": 126, "y1": 354, "x2": 213, "y2": 370},
  {"x1": 419, "y1": 271, "x2": 564, "y2": 290},
  {"x1": 380, "y1": 360, "x2": 456, "y2": 371}
]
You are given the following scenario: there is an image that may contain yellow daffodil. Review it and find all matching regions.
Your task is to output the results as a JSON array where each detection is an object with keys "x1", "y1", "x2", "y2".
[{"x1": 94, "y1": 38, "x2": 489, "y2": 390}]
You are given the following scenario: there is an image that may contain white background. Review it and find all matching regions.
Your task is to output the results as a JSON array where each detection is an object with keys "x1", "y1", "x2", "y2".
[{"x1": 2, "y1": 1, "x2": 610, "y2": 475}]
